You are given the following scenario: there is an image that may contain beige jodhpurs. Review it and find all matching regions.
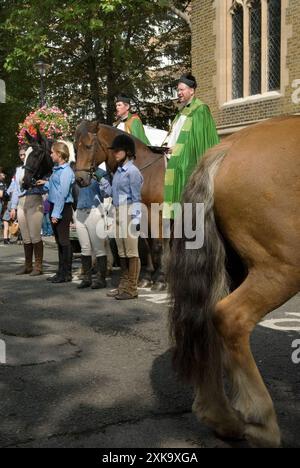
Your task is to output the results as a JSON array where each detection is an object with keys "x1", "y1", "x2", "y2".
[
  {"x1": 17, "y1": 195, "x2": 43, "y2": 244},
  {"x1": 115, "y1": 207, "x2": 139, "y2": 258}
]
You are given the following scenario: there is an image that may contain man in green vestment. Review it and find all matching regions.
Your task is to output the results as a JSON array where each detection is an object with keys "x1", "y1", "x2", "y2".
[
  {"x1": 113, "y1": 94, "x2": 150, "y2": 145},
  {"x1": 163, "y1": 74, "x2": 219, "y2": 219}
]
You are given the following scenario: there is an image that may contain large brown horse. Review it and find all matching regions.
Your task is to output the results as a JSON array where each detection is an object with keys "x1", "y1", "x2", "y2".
[
  {"x1": 74, "y1": 121, "x2": 167, "y2": 288},
  {"x1": 168, "y1": 116, "x2": 300, "y2": 448}
]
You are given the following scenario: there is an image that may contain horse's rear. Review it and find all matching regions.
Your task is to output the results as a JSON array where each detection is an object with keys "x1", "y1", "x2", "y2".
[{"x1": 168, "y1": 116, "x2": 300, "y2": 447}]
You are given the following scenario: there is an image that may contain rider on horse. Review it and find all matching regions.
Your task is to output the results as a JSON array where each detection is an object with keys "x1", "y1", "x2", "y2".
[
  {"x1": 163, "y1": 73, "x2": 219, "y2": 219},
  {"x1": 113, "y1": 94, "x2": 150, "y2": 146}
]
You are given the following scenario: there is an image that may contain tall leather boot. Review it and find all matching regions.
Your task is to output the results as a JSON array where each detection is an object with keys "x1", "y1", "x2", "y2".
[
  {"x1": 91, "y1": 256, "x2": 107, "y2": 289},
  {"x1": 47, "y1": 244, "x2": 63, "y2": 282},
  {"x1": 115, "y1": 257, "x2": 140, "y2": 300},
  {"x1": 16, "y1": 243, "x2": 33, "y2": 275},
  {"x1": 106, "y1": 257, "x2": 128, "y2": 297},
  {"x1": 77, "y1": 255, "x2": 92, "y2": 289},
  {"x1": 52, "y1": 245, "x2": 72, "y2": 283},
  {"x1": 30, "y1": 241, "x2": 44, "y2": 276}
]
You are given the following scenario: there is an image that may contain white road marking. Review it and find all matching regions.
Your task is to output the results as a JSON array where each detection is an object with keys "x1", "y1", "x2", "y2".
[{"x1": 259, "y1": 313, "x2": 300, "y2": 332}]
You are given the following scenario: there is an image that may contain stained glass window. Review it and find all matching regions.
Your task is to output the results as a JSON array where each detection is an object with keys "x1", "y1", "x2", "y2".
[
  {"x1": 268, "y1": 0, "x2": 281, "y2": 90},
  {"x1": 250, "y1": 0, "x2": 262, "y2": 95},
  {"x1": 232, "y1": 5, "x2": 244, "y2": 99}
]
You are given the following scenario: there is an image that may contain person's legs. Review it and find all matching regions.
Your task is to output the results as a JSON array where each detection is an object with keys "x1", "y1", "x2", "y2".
[
  {"x1": 42, "y1": 214, "x2": 47, "y2": 236},
  {"x1": 46, "y1": 213, "x2": 53, "y2": 236},
  {"x1": 3, "y1": 220, "x2": 9, "y2": 243},
  {"x1": 25, "y1": 196, "x2": 44, "y2": 276},
  {"x1": 107, "y1": 208, "x2": 128, "y2": 297},
  {"x1": 75, "y1": 209, "x2": 92, "y2": 288},
  {"x1": 115, "y1": 212, "x2": 140, "y2": 300},
  {"x1": 86, "y1": 207, "x2": 107, "y2": 289},
  {"x1": 51, "y1": 204, "x2": 73, "y2": 283},
  {"x1": 16, "y1": 197, "x2": 33, "y2": 274}
]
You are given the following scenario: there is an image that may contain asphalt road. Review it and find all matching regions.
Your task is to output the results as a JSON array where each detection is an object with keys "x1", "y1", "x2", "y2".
[{"x1": 0, "y1": 242, "x2": 299, "y2": 448}]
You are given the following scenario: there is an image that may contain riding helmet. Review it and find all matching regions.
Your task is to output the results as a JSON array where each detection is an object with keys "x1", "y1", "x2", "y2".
[{"x1": 108, "y1": 134, "x2": 136, "y2": 158}]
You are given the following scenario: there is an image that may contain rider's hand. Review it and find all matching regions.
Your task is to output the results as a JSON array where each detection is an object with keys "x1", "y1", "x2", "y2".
[
  {"x1": 36, "y1": 180, "x2": 46, "y2": 186},
  {"x1": 93, "y1": 168, "x2": 107, "y2": 182},
  {"x1": 51, "y1": 217, "x2": 59, "y2": 224}
]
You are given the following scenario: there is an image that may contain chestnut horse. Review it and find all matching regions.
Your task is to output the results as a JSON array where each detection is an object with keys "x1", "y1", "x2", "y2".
[
  {"x1": 168, "y1": 116, "x2": 300, "y2": 448},
  {"x1": 74, "y1": 121, "x2": 166, "y2": 288}
]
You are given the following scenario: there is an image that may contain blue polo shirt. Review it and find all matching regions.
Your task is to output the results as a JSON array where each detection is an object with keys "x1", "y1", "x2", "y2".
[
  {"x1": 44, "y1": 163, "x2": 75, "y2": 219},
  {"x1": 112, "y1": 161, "x2": 143, "y2": 221}
]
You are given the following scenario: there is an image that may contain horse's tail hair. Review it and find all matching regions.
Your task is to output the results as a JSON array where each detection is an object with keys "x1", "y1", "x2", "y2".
[{"x1": 168, "y1": 148, "x2": 229, "y2": 384}]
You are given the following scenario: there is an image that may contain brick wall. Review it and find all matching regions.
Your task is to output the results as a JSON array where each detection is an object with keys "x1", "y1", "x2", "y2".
[{"x1": 191, "y1": 0, "x2": 300, "y2": 132}]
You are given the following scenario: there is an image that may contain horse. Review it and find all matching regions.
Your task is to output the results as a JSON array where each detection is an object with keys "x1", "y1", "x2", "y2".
[
  {"x1": 74, "y1": 121, "x2": 167, "y2": 289},
  {"x1": 168, "y1": 115, "x2": 300, "y2": 448},
  {"x1": 22, "y1": 130, "x2": 54, "y2": 190}
]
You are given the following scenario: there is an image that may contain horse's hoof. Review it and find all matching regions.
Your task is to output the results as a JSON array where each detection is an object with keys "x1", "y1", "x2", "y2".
[
  {"x1": 151, "y1": 282, "x2": 167, "y2": 291},
  {"x1": 138, "y1": 279, "x2": 152, "y2": 289}
]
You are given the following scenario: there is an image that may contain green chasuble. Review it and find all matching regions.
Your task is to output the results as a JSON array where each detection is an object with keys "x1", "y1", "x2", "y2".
[
  {"x1": 163, "y1": 98, "x2": 219, "y2": 219},
  {"x1": 114, "y1": 112, "x2": 150, "y2": 145},
  {"x1": 129, "y1": 114, "x2": 150, "y2": 145}
]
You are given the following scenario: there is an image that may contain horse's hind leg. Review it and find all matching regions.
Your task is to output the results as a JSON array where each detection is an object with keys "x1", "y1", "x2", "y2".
[
  {"x1": 214, "y1": 267, "x2": 299, "y2": 447},
  {"x1": 192, "y1": 343, "x2": 245, "y2": 440}
]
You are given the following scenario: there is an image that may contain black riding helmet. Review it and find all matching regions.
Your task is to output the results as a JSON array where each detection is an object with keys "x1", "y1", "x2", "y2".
[{"x1": 108, "y1": 134, "x2": 136, "y2": 159}]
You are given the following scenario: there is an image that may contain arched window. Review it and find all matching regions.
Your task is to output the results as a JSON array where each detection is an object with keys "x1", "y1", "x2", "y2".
[
  {"x1": 268, "y1": 0, "x2": 281, "y2": 91},
  {"x1": 232, "y1": 5, "x2": 244, "y2": 99},
  {"x1": 250, "y1": 0, "x2": 262, "y2": 95},
  {"x1": 216, "y1": 0, "x2": 286, "y2": 105}
]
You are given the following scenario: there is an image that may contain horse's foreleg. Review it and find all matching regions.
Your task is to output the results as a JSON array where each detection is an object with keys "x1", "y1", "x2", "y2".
[
  {"x1": 138, "y1": 238, "x2": 153, "y2": 288},
  {"x1": 214, "y1": 267, "x2": 299, "y2": 448},
  {"x1": 150, "y1": 239, "x2": 166, "y2": 290}
]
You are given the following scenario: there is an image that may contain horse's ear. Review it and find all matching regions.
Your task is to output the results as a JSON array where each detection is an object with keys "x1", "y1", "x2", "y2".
[
  {"x1": 36, "y1": 127, "x2": 45, "y2": 145},
  {"x1": 25, "y1": 131, "x2": 36, "y2": 144}
]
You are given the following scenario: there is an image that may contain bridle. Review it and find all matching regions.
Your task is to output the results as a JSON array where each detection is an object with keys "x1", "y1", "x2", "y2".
[
  {"x1": 75, "y1": 131, "x2": 164, "y2": 176},
  {"x1": 75, "y1": 133, "x2": 110, "y2": 175},
  {"x1": 23, "y1": 148, "x2": 49, "y2": 186}
]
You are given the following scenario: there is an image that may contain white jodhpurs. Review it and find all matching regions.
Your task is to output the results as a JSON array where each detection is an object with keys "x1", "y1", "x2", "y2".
[{"x1": 75, "y1": 206, "x2": 107, "y2": 257}]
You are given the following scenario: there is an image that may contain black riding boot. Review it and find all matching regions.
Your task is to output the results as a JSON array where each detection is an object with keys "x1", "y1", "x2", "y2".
[
  {"x1": 77, "y1": 256, "x2": 92, "y2": 289},
  {"x1": 52, "y1": 245, "x2": 72, "y2": 283},
  {"x1": 91, "y1": 256, "x2": 107, "y2": 289},
  {"x1": 48, "y1": 244, "x2": 63, "y2": 282}
]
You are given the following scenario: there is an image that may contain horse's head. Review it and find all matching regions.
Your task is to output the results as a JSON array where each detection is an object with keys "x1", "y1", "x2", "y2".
[
  {"x1": 74, "y1": 121, "x2": 118, "y2": 187},
  {"x1": 22, "y1": 129, "x2": 53, "y2": 190}
]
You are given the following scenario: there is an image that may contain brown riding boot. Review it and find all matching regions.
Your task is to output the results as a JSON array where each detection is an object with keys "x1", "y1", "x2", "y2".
[
  {"x1": 91, "y1": 256, "x2": 107, "y2": 289},
  {"x1": 77, "y1": 255, "x2": 92, "y2": 289},
  {"x1": 16, "y1": 243, "x2": 33, "y2": 275},
  {"x1": 30, "y1": 241, "x2": 44, "y2": 276},
  {"x1": 106, "y1": 257, "x2": 128, "y2": 297},
  {"x1": 115, "y1": 257, "x2": 140, "y2": 300}
]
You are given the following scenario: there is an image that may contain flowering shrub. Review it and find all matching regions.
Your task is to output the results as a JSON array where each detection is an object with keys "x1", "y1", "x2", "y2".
[{"x1": 17, "y1": 106, "x2": 70, "y2": 145}]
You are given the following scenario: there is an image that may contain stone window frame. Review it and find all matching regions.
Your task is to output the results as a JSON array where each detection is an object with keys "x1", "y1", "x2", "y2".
[{"x1": 215, "y1": 0, "x2": 291, "y2": 108}]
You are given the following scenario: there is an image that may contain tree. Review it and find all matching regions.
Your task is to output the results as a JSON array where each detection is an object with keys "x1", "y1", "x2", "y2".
[{"x1": 0, "y1": 0, "x2": 191, "y2": 172}]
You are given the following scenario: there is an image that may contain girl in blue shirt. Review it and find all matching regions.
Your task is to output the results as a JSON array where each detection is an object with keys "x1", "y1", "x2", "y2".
[
  {"x1": 75, "y1": 168, "x2": 111, "y2": 289},
  {"x1": 37, "y1": 141, "x2": 75, "y2": 283},
  {"x1": 106, "y1": 134, "x2": 143, "y2": 300}
]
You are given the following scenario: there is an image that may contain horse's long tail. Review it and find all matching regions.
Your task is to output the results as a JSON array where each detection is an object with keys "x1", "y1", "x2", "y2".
[{"x1": 168, "y1": 148, "x2": 229, "y2": 384}]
